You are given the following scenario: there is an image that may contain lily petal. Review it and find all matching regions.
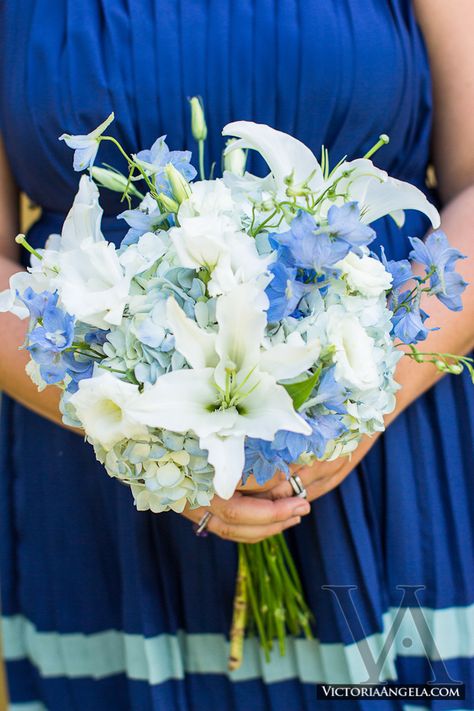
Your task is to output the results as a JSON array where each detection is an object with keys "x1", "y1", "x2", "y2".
[
  {"x1": 200, "y1": 433, "x2": 246, "y2": 499},
  {"x1": 214, "y1": 283, "x2": 268, "y2": 388},
  {"x1": 237, "y1": 371, "x2": 312, "y2": 440},
  {"x1": 260, "y1": 333, "x2": 321, "y2": 381},
  {"x1": 348, "y1": 173, "x2": 440, "y2": 228},
  {"x1": 223, "y1": 121, "x2": 324, "y2": 194},
  {"x1": 61, "y1": 176, "x2": 104, "y2": 250},
  {"x1": 129, "y1": 368, "x2": 238, "y2": 437},
  {"x1": 166, "y1": 297, "x2": 218, "y2": 369}
]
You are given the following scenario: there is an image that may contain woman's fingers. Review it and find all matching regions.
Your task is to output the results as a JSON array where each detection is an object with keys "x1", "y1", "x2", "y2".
[
  {"x1": 208, "y1": 515, "x2": 302, "y2": 543},
  {"x1": 180, "y1": 492, "x2": 311, "y2": 543},
  {"x1": 182, "y1": 506, "x2": 303, "y2": 543},
  {"x1": 211, "y1": 492, "x2": 310, "y2": 524}
]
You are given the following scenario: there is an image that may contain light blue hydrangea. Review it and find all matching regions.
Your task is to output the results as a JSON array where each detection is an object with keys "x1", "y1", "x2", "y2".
[{"x1": 93, "y1": 430, "x2": 214, "y2": 513}]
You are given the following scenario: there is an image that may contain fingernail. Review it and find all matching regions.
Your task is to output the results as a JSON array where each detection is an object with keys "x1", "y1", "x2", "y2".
[
  {"x1": 283, "y1": 516, "x2": 301, "y2": 529},
  {"x1": 294, "y1": 502, "x2": 310, "y2": 516}
]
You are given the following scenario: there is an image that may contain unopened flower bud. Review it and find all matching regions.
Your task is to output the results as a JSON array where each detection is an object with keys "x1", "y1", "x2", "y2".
[
  {"x1": 91, "y1": 167, "x2": 142, "y2": 199},
  {"x1": 449, "y1": 363, "x2": 463, "y2": 375},
  {"x1": 189, "y1": 96, "x2": 207, "y2": 141},
  {"x1": 224, "y1": 139, "x2": 247, "y2": 176},
  {"x1": 158, "y1": 192, "x2": 179, "y2": 213},
  {"x1": 165, "y1": 163, "x2": 192, "y2": 204},
  {"x1": 435, "y1": 359, "x2": 447, "y2": 371}
]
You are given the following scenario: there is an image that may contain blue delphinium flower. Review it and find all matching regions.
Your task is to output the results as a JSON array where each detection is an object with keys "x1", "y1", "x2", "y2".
[
  {"x1": 135, "y1": 135, "x2": 197, "y2": 194},
  {"x1": 430, "y1": 270, "x2": 468, "y2": 311},
  {"x1": 304, "y1": 413, "x2": 347, "y2": 458},
  {"x1": 26, "y1": 298, "x2": 76, "y2": 384},
  {"x1": 28, "y1": 303, "x2": 75, "y2": 352},
  {"x1": 118, "y1": 195, "x2": 167, "y2": 246},
  {"x1": 243, "y1": 439, "x2": 290, "y2": 485},
  {"x1": 62, "y1": 353, "x2": 95, "y2": 393},
  {"x1": 59, "y1": 113, "x2": 115, "y2": 172},
  {"x1": 391, "y1": 297, "x2": 430, "y2": 344},
  {"x1": 380, "y1": 246, "x2": 413, "y2": 290},
  {"x1": 18, "y1": 288, "x2": 59, "y2": 323},
  {"x1": 309, "y1": 367, "x2": 348, "y2": 414},
  {"x1": 272, "y1": 205, "x2": 374, "y2": 274},
  {"x1": 271, "y1": 429, "x2": 310, "y2": 462},
  {"x1": 409, "y1": 231, "x2": 467, "y2": 311},
  {"x1": 272, "y1": 212, "x2": 349, "y2": 272},
  {"x1": 324, "y1": 202, "x2": 375, "y2": 253},
  {"x1": 20, "y1": 290, "x2": 97, "y2": 386},
  {"x1": 85, "y1": 329, "x2": 109, "y2": 347},
  {"x1": 265, "y1": 262, "x2": 309, "y2": 321}
]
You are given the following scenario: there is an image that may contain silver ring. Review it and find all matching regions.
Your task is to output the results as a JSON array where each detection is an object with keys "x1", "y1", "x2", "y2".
[
  {"x1": 194, "y1": 511, "x2": 212, "y2": 537},
  {"x1": 289, "y1": 474, "x2": 307, "y2": 499}
]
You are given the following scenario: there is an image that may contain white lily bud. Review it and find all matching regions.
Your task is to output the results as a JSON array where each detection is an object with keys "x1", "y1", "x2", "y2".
[
  {"x1": 224, "y1": 139, "x2": 247, "y2": 176},
  {"x1": 189, "y1": 96, "x2": 207, "y2": 141},
  {"x1": 91, "y1": 167, "x2": 142, "y2": 199},
  {"x1": 165, "y1": 163, "x2": 192, "y2": 204}
]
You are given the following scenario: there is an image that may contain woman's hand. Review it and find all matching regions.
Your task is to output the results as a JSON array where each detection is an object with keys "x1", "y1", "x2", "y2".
[{"x1": 180, "y1": 490, "x2": 311, "y2": 543}]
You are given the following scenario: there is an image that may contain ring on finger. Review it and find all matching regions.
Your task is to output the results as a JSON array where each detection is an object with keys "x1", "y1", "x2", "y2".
[
  {"x1": 193, "y1": 511, "x2": 212, "y2": 537},
  {"x1": 289, "y1": 474, "x2": 307, "y2": 499}
]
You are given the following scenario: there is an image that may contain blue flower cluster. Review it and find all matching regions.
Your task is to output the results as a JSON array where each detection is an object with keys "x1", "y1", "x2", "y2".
[
  {"x1": 385, "y1": 231, "x2": 467, "y2": 344},
  {"x1": 21, "y1": 288, "x2": 93, "y2": 389},
  {"x1": 265, "y1": 204, "x2": 375, "y2": 321}
]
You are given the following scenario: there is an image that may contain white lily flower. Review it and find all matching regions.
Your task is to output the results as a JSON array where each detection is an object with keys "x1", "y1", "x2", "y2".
[
  {"x1": 222, "y1": 121, "x2": 324, "y2": 196},
  {"x1": 59, "y1": 112, "x2": 115, "y2": 172},
  {"x1": 68, "y1": 371, "x2": 148, "y2": 450},
  {"x1": 223, "y1": 122, "x2": 440, "y2": 228},
  {"x1": 169, "y1": 215, "x2": 272, "y2": 296},
  {"x1": 322, "y1": 158, "x2": 441, "y2": 228},
  {"x1": 128, "y1": 284, "x2": 320, "y2": 498}
]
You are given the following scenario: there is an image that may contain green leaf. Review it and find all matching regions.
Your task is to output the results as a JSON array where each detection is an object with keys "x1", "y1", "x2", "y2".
[{"x1": 282, "y1": 367, "x2": 321, "y2": 411}]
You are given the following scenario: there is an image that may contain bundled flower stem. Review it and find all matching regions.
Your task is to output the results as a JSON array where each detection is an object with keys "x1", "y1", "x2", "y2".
[{"x1": 229, "y1": 535, "x2": 314, "y2": 670}]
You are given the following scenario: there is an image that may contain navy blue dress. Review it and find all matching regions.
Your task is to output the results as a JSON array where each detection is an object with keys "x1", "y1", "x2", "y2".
[{"x1": 1, "y1": 2, "x2": 473, "y2": 709}]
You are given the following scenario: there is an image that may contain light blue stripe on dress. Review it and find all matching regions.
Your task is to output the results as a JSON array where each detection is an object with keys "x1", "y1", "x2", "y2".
[
  {"x1": 2, "y1": 602, "x2": 474, "y2": 685},
  {"x1": 1, "y1": 613, "x2": 395, "y2": 684}
]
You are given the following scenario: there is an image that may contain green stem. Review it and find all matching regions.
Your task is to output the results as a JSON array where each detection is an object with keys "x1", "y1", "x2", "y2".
[
  {"x1": 240, "y1": 545, "x2": 271, "y2": 662},
  {"x1": 198, "y1": 140, "x2": 206, "y2": 181},
  {"x1": 275, "y1": 534, "x2": 304, "y2": 595},
  {"x1": 262, "y1": 539, "x2": 286, "y2": 656}
]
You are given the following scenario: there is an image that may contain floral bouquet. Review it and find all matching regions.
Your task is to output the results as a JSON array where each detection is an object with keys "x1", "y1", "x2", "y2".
[{"x1": 1, "y1": 99, "x2": 471, "y2": 669}]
